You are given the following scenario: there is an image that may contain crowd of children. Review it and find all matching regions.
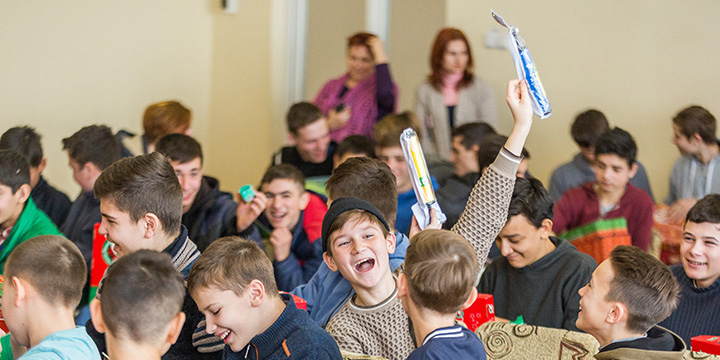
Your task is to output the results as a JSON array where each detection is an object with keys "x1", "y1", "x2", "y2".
[{"x1": 0, "y1": 26, "x2": 719, "y2": 360}]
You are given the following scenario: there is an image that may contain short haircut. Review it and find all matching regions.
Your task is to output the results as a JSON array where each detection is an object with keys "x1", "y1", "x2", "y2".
[
  {"x1": 326, "y1": 157, "x2": 398, "y2": 229},
  {"x1": 100, "y1": 250, "x2": 185, "y2": 343},
  {"x1": 594, "y1": 127, "x2": 637, "y2": 167},
  {"x1": 476, "y1": 134, "x2": 530, "y2": 172},
  {"x1": 143, "y1": 101, "x2": 192, "y2": 144},
  {"x1": 452, "y1": 122, "x2": 497, "y2": 150},
  {"x1": 686, "y1": 194, "x2": 720, "y2": 225},
  {"x1": 187, "y1": 236, "x2": 278, "y2": 296},
  {"x1": 404, "y1": 229, "x2": 477, "y2": 314},
  {"x1": 607, "y1": 246, "x2": 680, "y2": 333},
  {"x1": 0, "y1": 126, "x2": 43, "y2": 167},
  {"x1": 428, "y1": 28, "x2": 474, "y2": 91},
  {"x1": 336, "y1": 135, "x2": 375, "y2": 159},
  {"x1": 347, "y1": 32, "x2": 376, "y2": 60},
  {"x1": 508, "y1": 177, "x2": 553, "y2": 227},
  {"x1": 260, "y1": 164, "x2": 305, "y2": 189},
  {"x1": 0, "y1": 149, "x2": 30, "y2": 192},
  {"x1": 571, "y1": 109, "x2": 610, "y2": 148},
  {"x1": 155, "y1": 133, "x2": 203, "y2": 164},
  {"x1": 62, "y1": 125, "x2": 120, "y2": 170},
  {"x1": 93, "y1": 152, "x2": 183, "y2": 237},
  {"x1": 673, "y1": 105, "x2": 717, "y2": 145},
  {"x1": 4, "y1": 235, "x2": 86, "y2": 308},
  {"x1": 286, "y1": 102, "x2": 324, "y2": 135},
  {"x1": 326, "y1": 210, "x2": 389, "y2": 257},
  {"x1": 374, "y1": 111, "x2": 421, "y2": 148}
]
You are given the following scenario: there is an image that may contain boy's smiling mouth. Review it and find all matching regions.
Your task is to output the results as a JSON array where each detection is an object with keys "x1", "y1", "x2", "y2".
[
  {"x1": 218, "y1": 330, "x2": 231, "y2": 343},
  {"x1": 354, "y1": 257, "x2": 375, "y2": 272}
]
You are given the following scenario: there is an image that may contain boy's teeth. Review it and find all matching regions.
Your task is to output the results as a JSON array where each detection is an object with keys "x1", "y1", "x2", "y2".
[
  {"x1": 689, "y1": 260, "x2": 707, "y2": 265},
  {"x1": 219, "y1": 330, "x2": 230, "y2": 340}
]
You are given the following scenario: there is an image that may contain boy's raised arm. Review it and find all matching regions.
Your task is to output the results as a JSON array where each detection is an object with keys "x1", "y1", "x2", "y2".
[{"x1": 451, "y1": 80, "x2": 534, "y2": 271}]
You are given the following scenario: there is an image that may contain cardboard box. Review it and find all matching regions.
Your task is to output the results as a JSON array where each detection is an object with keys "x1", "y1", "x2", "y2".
[
  {"x1": 461, "y1": 294, "x2": 495, "y2": 331},
  {"x1": 692, "y1": 335, "x2": 720, "y2": 355}
]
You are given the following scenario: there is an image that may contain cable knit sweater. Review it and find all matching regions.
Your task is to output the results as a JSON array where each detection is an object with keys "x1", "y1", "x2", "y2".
[
  {"x1": 325, "y1": 148, "x2": 521, "y2": 360},
  {"x1": 659, "y1": 265, "x2": 720, "y2": 348}
]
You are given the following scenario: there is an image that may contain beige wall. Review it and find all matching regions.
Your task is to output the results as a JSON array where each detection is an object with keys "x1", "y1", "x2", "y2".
[
  {"x1": 446, "y1": 0, "x2": 720, "y2": 200},
  {"x1": 4, "y1": 1, "x2": 720, "y2": 204},
  {"x1": 0, "y1": 0, "x2": 213, "y2": 197}
]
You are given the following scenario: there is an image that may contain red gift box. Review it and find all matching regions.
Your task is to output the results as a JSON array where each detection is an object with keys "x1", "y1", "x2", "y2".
[
  {"x1": 460, "y1": 294, "x2": 495, "y2": 331},
  {"x1": 692, "y1": 335, "x2": 720, "y2": 355},
  {"x1": 279, "y1": 292, "x2": 307, "y2": 311},
  {"x1": 0, "y1": 275, "x2": 7, "y2": 333}
]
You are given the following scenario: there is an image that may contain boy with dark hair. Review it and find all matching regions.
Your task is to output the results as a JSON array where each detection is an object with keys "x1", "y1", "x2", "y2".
[
  {"x1": 398, "y1": 229, "x2": 486, "y2": 359},
  {"x1": 85, "y1": 152, "x2": 223, "y2": 359},
  {"x1": 1, "y1": 235, "x2": 98, "y2": 359},
  {"x1": 665, "y1": 105, "x2": 720, "y2": 223},
  {"x1": 290, "y1": 156, "x2": 408, "y2": 327},
  {"x1": 234, "y1": 164, "x2": 324, "y2": 291},
  {"x1": 0, "y1": 126, "x2": 72, "y2": 227},
  {"x1": 477, "y1": 134, "x2": 530, "y2": 179},
  {"x1": 436, "y1": 122, "x2": 496, "y2": 229},
  {"x1": 577, "y1": 245, "x2": 684, "y2": 357},
  {"x1": 272, "y1": 102, "x2": 337, "y2": 178},
  {"x1": 188, "y1": 236, "x2": 342, "y2": 359},
  {"x1": 553, "y1": 127, "x2": 654, "y2": 250},
  {"x1": 156, "y1": 134, "x2": 251, "y2": 252},
  {"x1": 90, "y1": 250, "x2": 186, "y2": 360},
  {"x1": 61, "y1": 125, "x2": 121, "y2": 273},
  {"x1": 479, "y1": 177, "x2": 597, "y2": 331},
  {"x1": 323, "y1": 80, "x2": 534, "y2": 359},
  {"x1": 0, "y1": 150, "x2": 62, "y2": 274},
  {"x1": 659, "y1": 194, "x2": 720, "y2": 347},
  {"x1": 374, "y1": 112, "x2": 438, "y2": 236},
  {"x1": 333, "y1": 135, "x2": 375, "y2": 168},
  {"x1": 549, "y1": 109, "x2": 653, "y2": 202}
]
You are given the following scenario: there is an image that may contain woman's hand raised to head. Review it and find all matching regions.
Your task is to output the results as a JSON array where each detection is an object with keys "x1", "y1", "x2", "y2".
[{"x1": 367, "y1": 36, "x2": 388, "y2": 65}]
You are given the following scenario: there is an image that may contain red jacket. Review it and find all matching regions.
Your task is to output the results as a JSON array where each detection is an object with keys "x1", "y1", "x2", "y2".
[{"x1": 553, "y1": 182, "x2": 654, "y2": 251}]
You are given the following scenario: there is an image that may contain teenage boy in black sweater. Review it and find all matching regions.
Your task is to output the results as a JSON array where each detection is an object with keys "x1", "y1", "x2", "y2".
[{"x1": 478, "y1": 177, "x2": 597, "y2": 331}]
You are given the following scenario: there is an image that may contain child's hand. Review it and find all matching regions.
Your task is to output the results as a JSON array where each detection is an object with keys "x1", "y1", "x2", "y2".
[
  {"x1": 409, "y1": 208, "x2": 441, "y2": 241},
  {"x1": 506, "y1": 79, "x2": 533, "y2": 127},
  {"x1": 504, "y1": 80, "x2": 533, "y2": 156},
  {"x1": 269, "y1": 227, "x2": 293, "y2": 262},
  {"x1": 236, "y1": 192, "x2": 268, "y2": 232}
]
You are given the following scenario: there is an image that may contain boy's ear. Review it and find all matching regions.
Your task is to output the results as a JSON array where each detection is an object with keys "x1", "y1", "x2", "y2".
[
  {"x1": 37, "y1": 158, "x2": 47, "y2": 173},
  {"x1": 628, "y1": 162, "x2": 638, "y2": 179},
  {"x1": 606, "y1": 301, "x2": 628, "y2": 325},
  {"x1": 247, "y1": 279, "x2": 266, "y2": 307},
  {"x1": 89, "y1": 299, "x2": 106, "y2": 334},
  {"x1": 15, "y1": 184, "x2": 31, "y2": 203},
  {"x1": 386, "y1": 232, "x2": 396, "y2": 255},
  {"x1": 298, "y1": 191, "x2": 310, "y2": 211},
  {"x1": 460, "y1": 287, "x2": 478, "y2": 310},
  {"x1": 396, "y1": 273, "x2": 408, "y2": 300},
  {"x1": 143, "y1": 213, "x2": 161, "y2": 239},
  {"x1": 165, "y1": 312, "x2": 186, "y2": 346},
  {"x1": 538, "y1": 219, "x2": 553, "y2": 239},
  {"x1": 323, "y1": 252, "x2": 338, "y2": 272},
  {"x1": 287, "y1": 133, "x2": 297, "y2": 145}
]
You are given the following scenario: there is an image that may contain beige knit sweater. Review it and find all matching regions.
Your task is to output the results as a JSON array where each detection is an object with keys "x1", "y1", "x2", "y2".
[{"x1": 325, "y1": 149, "x2": 520, "y2": 360}]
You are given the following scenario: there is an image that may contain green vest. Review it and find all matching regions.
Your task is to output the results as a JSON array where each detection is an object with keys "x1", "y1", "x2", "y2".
[{"x1": 0, "y1": 197, "x2": 64, "y2": 275}]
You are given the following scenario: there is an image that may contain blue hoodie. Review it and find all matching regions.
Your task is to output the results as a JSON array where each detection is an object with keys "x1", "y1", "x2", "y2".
[{"x1": 290, "y1": 231, "x2": 409, "y2": 327}]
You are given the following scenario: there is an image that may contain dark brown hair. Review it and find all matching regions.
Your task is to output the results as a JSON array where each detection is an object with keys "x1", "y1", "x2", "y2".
[
  {"x1": 62, "y1": 125, "x2": 120, "y2": 170},
  {"x1": 0, "y1": 149, "x2": 30, "y2": 192},
  {"x1": 143, "y1": 101, "x2": 191, "y2": 144},
  {"x1": 260, "y1": 164, "x2": 305, "y2": 189},
  {"x1": 100, "y1": 250, "x2": 185, "y2": 343},
  {"x1": 155, "y1": 133, "x2": 203, "y2": 165},
  {"x1": 607, "y1": 246, "x2": 680, "y2": 333},
  {"x1": 93, "y1": 152, "x2": 183, "y2": 237},
  {"x1": 571, "y1": 109, "x2": 610, "y2": 148},
  {"x1": 428, "y1": 28, "x2": 474, "y2": 91},
  {"x1": 673, "y1": 105, "x2": 717, "y2": 145},
  {"x1": 188, "y1": 236, "x2": 278, "y2": 296},
  {"x1": 286, "y1": 102, "x2": 324, "y2": 135},
  {"x1": 4, "y1": 235, "x2": 86, "y2": 308},
  {"x1": 326, "y1": 157, "x2": 397, "y2": 229},
  {"x1": 0, "y1": 126, "x2": 43, "y2": 168}
]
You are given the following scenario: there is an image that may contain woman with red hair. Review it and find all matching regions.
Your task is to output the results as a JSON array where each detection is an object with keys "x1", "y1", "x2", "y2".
[
  {"x1": 313, "y1": 32, "x2": 398, "y2": 143},
  {"x1": 416, "y1": 28, "x2": 497, "y2": 160}
]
